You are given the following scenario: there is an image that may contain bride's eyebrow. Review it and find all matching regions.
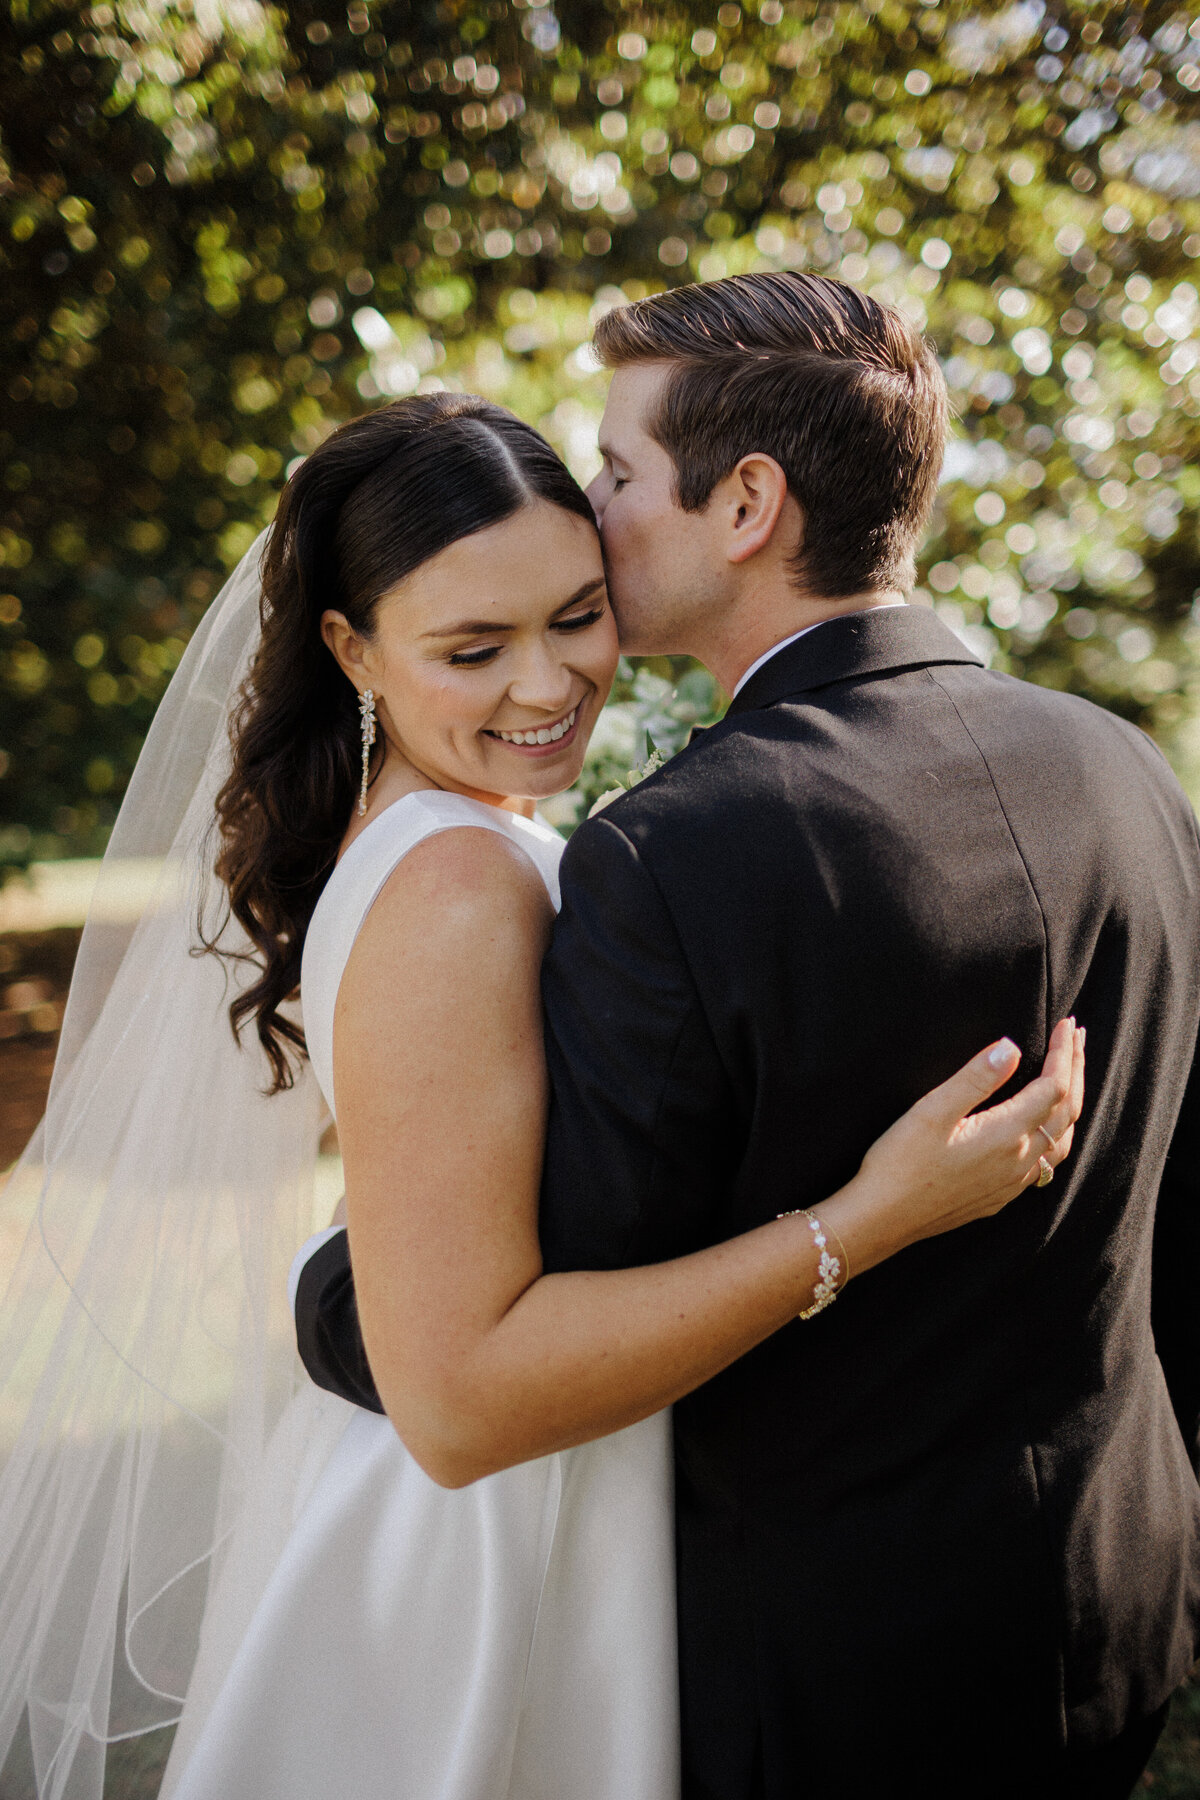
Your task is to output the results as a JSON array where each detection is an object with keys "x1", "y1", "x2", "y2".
[{"x1": 422, "y1": 578, "x2": 607, "y2": 639}]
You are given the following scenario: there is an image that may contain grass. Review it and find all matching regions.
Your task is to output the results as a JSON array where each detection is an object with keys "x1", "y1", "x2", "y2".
[
  {"x1": 101, "y1": 1732, "x2": 176, "y2": 1800},
  {"x1": 1147, "y1": 1670, "x2": 1200, "y2": 1794},
  {"x1": 0, "y1": 1724, "x2": 174, "y2": 1800}
]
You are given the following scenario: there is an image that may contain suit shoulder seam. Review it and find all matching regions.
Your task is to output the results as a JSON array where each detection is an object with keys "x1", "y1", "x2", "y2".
[{"x1": 925, "y1": 665, "x2": 1052, "y2": 1042}]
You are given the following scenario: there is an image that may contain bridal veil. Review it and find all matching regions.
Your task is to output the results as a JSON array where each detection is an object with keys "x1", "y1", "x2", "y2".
[{"x1": 0, "y1": 538, "x2": 324, "y2": 1800}]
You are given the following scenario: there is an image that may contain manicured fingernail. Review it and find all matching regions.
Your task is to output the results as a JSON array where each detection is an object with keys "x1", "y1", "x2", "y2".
[
  {"x1": 989, "y1": 1038, "x2": 1018, "y2": 1068},
  {"x1": 1078, "y1": 1026, "x2": 1086, "y2": 1048}
]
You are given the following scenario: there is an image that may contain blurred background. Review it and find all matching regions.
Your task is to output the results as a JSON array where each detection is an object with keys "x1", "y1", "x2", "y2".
[
  {"x1": 5, "y1": 0, "x2": 1200, "y2": 867},
  {"x1": 2, "y1": 0, "x2": 1200, "y2": 1789}
]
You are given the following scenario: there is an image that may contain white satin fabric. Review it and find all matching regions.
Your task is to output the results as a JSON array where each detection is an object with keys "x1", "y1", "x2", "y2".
[{"x1": 163, "y1": 791, "x2": 680, "y2": 1800}]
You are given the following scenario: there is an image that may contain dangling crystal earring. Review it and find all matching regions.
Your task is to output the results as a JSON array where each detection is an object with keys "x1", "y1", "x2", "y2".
[{"x1": 357, "y1": 688, "x2": 377, "y2": 817}]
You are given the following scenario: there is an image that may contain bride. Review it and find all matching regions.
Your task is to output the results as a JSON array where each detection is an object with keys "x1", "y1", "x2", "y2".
[{"x1": 0, "y1": 392, "x2": 1082, "y2": 1800}]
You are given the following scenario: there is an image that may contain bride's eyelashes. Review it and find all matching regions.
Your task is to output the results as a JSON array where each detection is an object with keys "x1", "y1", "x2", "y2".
[
  {"x1": 446, "y1": 607, "x2": 607, "y2": 669},
  {"x1": 448, "y1": 644, "x2": 504, "y2": 668},
  {"x1": 555, "y1": 605, "x2": 607, "y2": 634}
]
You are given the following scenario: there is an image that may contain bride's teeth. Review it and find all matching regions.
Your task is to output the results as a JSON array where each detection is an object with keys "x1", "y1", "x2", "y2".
[{"x1": 493, "y1": 708, "x2": 576, "y2": 746}]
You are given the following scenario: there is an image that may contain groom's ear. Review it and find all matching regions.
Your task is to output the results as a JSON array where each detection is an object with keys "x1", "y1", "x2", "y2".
[{"x1": 721, "y1": 453, "x2": 801, "y2": 567}]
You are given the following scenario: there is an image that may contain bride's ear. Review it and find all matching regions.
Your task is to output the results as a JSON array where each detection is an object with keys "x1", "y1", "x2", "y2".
[{"x1": 321, "y1": 609, "x2": 370, "y2": 684}]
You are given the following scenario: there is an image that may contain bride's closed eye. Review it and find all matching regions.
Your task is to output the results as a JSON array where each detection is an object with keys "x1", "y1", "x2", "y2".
[
  {"x1": 446, "y1": 607, "x2": 607, "y2": 668},
  {"x1": 448, "y1": 643, "x2": 505, "y2": 668},
  {"x1": 553, "y1": 605, "x2": 607, "y2": 634}
]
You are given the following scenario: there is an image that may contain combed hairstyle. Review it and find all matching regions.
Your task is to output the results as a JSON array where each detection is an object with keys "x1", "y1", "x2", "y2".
[
  {"x1": 593, "y1": 271, "x2": 948, "y2": 597},
  {"x1": 205, "y1": 393, "x2": 594, "y2": 1091}
]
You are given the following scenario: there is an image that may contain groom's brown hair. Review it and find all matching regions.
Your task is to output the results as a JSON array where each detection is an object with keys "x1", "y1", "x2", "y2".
[{"x1": 592, "y1": 272, "x2": 947, "y2": 598}]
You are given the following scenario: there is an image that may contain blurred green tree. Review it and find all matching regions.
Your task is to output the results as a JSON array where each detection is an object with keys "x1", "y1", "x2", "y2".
[{"x1": 2, "y1": 0, "x2": 1200, "y2": 859}]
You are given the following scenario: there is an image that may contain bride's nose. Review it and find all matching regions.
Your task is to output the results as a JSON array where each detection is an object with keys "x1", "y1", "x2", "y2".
[{"x1": 506, "y1": 641, "x2": 575, "y2": 713}]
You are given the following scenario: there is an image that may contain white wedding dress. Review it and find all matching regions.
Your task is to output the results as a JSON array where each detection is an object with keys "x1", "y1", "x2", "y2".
[{"x1": 162, "y1": 789, "x2": 680, "y2": 1800}]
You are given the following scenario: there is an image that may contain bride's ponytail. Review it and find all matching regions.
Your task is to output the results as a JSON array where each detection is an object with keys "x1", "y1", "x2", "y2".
[{"x1": 205, "y1": 394, "x2": 593, "y2": 1092}]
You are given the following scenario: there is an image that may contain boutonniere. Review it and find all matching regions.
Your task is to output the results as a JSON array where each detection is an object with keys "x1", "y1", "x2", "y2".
[{"x1": 588, "y1": 747, "x2": 666, "y2": 818}]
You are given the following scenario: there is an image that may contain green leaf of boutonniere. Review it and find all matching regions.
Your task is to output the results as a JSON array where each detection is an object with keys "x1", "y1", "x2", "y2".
[{"x1": 587, "y1": 747, "x2": 666, "y2": 818}]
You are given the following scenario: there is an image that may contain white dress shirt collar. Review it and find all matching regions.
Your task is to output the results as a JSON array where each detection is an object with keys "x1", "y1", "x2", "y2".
[{"x1": 730, "y1": 602, "x2": 908, "y2": 698}]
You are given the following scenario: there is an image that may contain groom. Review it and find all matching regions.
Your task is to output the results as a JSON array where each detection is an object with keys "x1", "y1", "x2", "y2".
[{"x1": 295, "y1": 273, "x2": 1200, "y2": 1797}]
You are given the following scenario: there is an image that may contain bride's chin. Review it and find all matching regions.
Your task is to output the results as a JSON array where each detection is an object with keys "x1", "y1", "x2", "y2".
[
  {"x1": 477, "y1": 745, "x2": 590, "y2": 798},
  {"x1": 507, "y1": 772, "x2": 586, "y2": 803},
  {"x1": 458, "y1": 753, "x2": 587, "y2": 809}
]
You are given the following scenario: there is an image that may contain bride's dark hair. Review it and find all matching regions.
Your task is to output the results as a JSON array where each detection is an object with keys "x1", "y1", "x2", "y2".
[{"x1": 208, "y1": 392, "x2": 595, "y2": 1092}]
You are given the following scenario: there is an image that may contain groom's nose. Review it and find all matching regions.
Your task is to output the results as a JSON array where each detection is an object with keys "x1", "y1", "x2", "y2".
[{"x1": 585, "y1": 471, "x2": 607, "y2": 526}]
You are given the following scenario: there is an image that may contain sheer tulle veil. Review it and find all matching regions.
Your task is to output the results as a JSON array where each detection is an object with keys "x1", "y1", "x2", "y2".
[{"x1": 0, "y1": 535, "x2": 326, "y2": 1800}]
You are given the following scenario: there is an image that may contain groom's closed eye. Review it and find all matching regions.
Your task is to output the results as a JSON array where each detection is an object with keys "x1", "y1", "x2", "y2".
[{"x1": 596, "y1": 447, "x2": 629, "y2": 489}]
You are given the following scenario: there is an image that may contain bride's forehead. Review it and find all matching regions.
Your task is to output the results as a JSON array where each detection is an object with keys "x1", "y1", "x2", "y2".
[
  {"x1": 419, "y1": 503, "x2": 596, "y2": 576},
  {"x1": 376, "y1": 512, "x2": 603, "y2": 630}
]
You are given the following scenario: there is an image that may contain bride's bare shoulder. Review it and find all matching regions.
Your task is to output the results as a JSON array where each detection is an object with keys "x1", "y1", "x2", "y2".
[
  {"x1": 332, "y1": 817, "x2": 550, "y2": 1094},
  {"x1": 333, "y1": 825, "x2": 552, "y2": 1060},
  {"x1": 395, "y1": 823, "x2": 549, "y2": 912},
  {"x1": 350, "y1": 823, "x2": 553, "y2": 973}
]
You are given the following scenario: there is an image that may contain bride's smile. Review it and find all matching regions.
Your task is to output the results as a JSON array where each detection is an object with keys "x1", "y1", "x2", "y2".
[
  {"x1": 485, "y1": 702, "x2": 578, "y2": 749},
  {"x1": 321, "y1": 496, "x2": 617, "y2": 816}
]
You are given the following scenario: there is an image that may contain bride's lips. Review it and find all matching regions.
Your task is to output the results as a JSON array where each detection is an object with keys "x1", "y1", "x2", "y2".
[{"x1": 483, "y1": 705, "x2": 582, "y2": 757}]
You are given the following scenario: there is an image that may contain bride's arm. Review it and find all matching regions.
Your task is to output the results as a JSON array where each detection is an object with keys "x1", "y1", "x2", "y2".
[{"x1": 335, "y1": 829, "x2": 1082, "y2": 1489}]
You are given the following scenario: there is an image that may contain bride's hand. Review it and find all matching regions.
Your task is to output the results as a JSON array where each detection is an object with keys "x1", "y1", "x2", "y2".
[{"x1": 821, "y1": 1018, "x2": 1085, "y2": 1277}]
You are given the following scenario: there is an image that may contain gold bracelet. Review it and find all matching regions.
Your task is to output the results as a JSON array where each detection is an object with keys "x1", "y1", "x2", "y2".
[{"x1": 777, "y1": 1208, "x2": 848, "y2": 1319}]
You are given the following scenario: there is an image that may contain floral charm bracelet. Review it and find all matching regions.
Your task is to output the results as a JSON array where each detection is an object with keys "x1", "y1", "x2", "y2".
[{"x1": 776, "y1": 1209, "x2": 849, "y2": 1319}]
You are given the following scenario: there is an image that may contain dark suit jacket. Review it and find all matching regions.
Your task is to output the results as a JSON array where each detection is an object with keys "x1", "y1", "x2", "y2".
[{"x1": 296, "y1": 607, "x2": 1200, "y2": 1798}]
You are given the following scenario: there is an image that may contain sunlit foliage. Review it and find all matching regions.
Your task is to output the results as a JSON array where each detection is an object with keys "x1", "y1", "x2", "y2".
[{"x1": 2, "y1": 0, "x2": 1200, "y2": 860}]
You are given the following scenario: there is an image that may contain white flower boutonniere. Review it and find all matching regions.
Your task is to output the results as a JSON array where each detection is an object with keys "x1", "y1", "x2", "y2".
[{"x1": 587, "y1": 747, "x2": 666, "y2": 818}]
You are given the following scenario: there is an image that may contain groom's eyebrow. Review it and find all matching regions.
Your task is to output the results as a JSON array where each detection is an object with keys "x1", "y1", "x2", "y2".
[{"x1": 422, "y1": 579, "x2": 607, "y2": 639}]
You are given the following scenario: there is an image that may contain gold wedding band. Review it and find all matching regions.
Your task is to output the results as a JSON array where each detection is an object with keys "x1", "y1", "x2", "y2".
[
  {"x1": 1036, "y1": 1155, "x2": 1054, "y2": 1188},
  {"x1": 1036, "y1": 1124, "x2": 1057, "y2": 1152}
]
